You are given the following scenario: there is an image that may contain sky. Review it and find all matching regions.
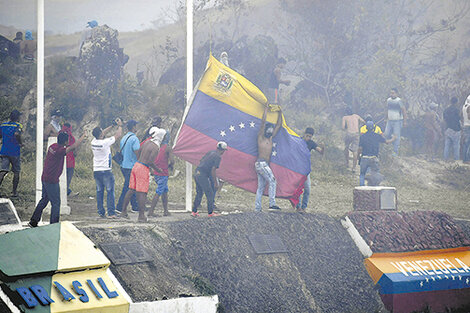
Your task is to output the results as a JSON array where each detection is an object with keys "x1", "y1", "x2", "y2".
[{"x1": 0, "y1": 0, "x2": 176, "y2": 34}]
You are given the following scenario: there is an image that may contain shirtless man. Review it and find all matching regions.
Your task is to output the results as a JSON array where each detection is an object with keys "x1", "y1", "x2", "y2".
[
  {"x1": 255, "y1": 105, "x2": 282, "y2": 211},
  {"x1": 120, "y1": 126, "x2": 166, "y2": 222},
  {"x1": 342, "y1": 108, "x2": 365, "y2": 172}
]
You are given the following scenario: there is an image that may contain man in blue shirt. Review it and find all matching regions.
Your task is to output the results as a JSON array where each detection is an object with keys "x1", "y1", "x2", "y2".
[
  {"x1": 116, "y1": 120, "x2": 140, "y2": 212},
  {"x1": 0, "y1": 110, "x2": 23, "y2": 198}
]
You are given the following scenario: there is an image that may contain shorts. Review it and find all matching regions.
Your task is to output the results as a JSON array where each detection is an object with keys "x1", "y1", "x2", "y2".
[
  {"x1": 129, "y1": 162, "x2": 150, "y2": 193},
  {"x1": 0, "y1": 155, "x2": 21, "y2": 173},
  {"x1": 154, "y1": 175, "x2": 169, "y2": 195},
  {"x1": 344, "y1": 133, "x2": 359, "y2": 152}
]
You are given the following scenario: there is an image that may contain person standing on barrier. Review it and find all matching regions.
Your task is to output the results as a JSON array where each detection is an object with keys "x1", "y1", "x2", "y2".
[
  {"x1": 192, "y1": 142, "x2": 227, "y2": 217},
  {"x1": 29, "y1": 132, "x2": 86, "y2": 227},
  {"x1": 255, "y1": 105, "x2": 282, "y2": 212}
]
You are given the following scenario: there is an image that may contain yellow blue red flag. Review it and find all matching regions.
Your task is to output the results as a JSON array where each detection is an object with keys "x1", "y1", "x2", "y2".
[{"x1": 173, "y1": 54, "x2": 310, "y2": 204}]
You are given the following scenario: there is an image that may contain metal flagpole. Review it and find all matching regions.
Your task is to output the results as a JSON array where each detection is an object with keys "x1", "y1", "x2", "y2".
[
  {"x1": 185, "y1": 0, "x2": 193, "y2": 212},
  {"x1": 36, "y1": 0, "x2": 44, "y2": 204}
]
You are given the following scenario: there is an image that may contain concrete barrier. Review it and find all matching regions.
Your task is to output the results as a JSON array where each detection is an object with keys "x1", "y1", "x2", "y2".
[{"x1": 129, "y1": 295, "x2": 219, "y2": 313}]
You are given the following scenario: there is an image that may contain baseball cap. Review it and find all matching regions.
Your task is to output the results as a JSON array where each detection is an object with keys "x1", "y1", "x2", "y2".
[
  {"x1": 217, "y1": 141, "x2": 228, "y2": 150},
  {"x1": 51, "y1": 109, "x2": 62, "y2": 117},
  {"x1": 87, "y1": 20, "x2": 98, "y2": 28},
  {"x1": 366, "y1": 121, "x2": 374, "y2": 130},
  {"x1": 10, "y1": 110, "x2": 21, "y2": 120}
]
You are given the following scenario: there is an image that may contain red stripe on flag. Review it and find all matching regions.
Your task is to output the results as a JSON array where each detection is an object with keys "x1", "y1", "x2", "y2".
[{"x1": 174, "y1": 124, "x2": 306, "y2": 201}]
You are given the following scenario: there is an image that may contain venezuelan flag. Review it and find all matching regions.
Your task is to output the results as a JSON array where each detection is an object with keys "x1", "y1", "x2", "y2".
[{"x1": 173, "y1": 55, "x2": 310, "y2": 203}]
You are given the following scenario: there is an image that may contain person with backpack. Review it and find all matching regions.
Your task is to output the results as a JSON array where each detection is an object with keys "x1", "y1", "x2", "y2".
[{"x1": 116, "y1": 120, "x2": 140, "y2": 213}]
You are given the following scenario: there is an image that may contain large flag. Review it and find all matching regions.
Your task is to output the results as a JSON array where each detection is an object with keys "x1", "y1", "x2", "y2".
[{"x1": 173, "y1": 54, "x2": 311, "y2": 205}]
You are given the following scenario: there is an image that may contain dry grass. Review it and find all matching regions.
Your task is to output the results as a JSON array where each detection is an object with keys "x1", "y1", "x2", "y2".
[{"x1": 6, "y1": 142, "x2": 470, "y2": 222}]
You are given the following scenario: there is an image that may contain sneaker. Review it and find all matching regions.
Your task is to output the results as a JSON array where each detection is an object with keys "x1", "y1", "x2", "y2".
[
  {"x1": 98, "y1": 214, "x2": 106, "y2": 219},
  {"x1": 268, "y1": 205, "x2": 281, "y2": 211},
  {"x1": 208, "y1": 213, "x2": 220, "y2": 217},
  {"x1": 107, "y1": 214, "x2": 118, "y2": 219},
  {"x1": 296, "y1": 207, "x2": 306, "y2": 213},
  {"x1": 27, "y1": 221, "x2": 37, "y2": 228},
  {"x1": 191, "y1": 212, "x2": 199, "y2": 217},
  {"x1": 10, "y1": 193, "x2": 18, "y2": 199}
]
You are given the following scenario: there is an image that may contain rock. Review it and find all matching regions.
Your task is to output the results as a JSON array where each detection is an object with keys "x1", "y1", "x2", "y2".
[{"x1": 79, "y1": 25, "x2": 128, "y2": 90}]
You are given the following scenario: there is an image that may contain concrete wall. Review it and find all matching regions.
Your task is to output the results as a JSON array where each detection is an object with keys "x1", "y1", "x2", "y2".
[{"x1": 129, "y1": 295, "x2": 219, "y2": 313}]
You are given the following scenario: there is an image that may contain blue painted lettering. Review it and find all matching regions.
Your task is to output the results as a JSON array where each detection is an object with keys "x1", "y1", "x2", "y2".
[
  {"x1": 86, "y1": 279, "x2": 103, "y2": 299},
  {"x1": 30, "y1": 285, "x2": 54, "y2": 305},
  {"x1": 53, "y1": 281, "x2": 75, "y2": 301},
  {"x1": 98, "y1": 277, "x2": 118, "y2": 298},
  {"x1": 72, "y1": 281, "x2": 89, "y2": 303},
  {"x1": 16, "y1": 287, "x2": 38, "y2": 308}
]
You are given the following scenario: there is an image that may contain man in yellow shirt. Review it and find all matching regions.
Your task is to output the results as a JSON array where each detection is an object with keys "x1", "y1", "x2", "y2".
[{"x1": 360, "y1": 115, "x2": 382, "y2": 134}]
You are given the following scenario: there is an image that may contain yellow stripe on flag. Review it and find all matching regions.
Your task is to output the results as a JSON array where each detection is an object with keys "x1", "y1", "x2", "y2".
[{"x1": 198, "y1": 54, "x2": 299, "y2": 137}]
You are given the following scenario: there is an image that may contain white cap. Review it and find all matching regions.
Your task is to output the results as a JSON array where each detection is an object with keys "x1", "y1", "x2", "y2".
[
  {"x1": 217, "y1": 141, "x2": 228, "y2": 150},
  {"x1": 149, "y1": 127, "x2": 166, "y2": 146}
]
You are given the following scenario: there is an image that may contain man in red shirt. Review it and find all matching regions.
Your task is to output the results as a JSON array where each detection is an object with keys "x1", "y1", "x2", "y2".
[
  {"x1": 148, "y1": 131, "x2": 174, "y2": 217},
  {"x1": 29, "y1": 132, "x2": 85, "y2": 227}
]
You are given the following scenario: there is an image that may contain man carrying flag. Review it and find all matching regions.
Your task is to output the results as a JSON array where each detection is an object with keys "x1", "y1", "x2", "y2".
[
  {"x1": 173, "y1": 55, "x2": 311, "y2": 207},
  {"x1": 255, "y1": 105, "x2": 282, "y2": 211}
]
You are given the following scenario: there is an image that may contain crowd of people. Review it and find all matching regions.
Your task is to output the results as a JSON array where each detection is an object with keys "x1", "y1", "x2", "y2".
[
  {"x1": 1, "y1": 30, "x2": 37, "y2": 61},
  {"x1": 341, "y1": 89, "x2": 470, "y2": 187},
  {"x1": 1, "y1": 50, "x2": 470, "y2": 224},
  {"x1": 11, "y1": 112, "x2": 172, "y2": 226}
]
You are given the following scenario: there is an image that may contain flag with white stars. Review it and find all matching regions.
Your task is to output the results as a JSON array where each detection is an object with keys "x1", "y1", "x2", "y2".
[{"x1": 173, "y1": 54, "x2": 311, "y2": 204}]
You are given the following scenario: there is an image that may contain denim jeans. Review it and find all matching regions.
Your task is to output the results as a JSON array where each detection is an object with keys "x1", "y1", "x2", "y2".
[
  {"x1": 30, "y1": 182, "x2": 61, "y2": 225},
  {"x1": 192, "y1": 171, "x2": 215, "y2": 214},
  {"x1": 384, "y1": 120, "x2": 403, "y2": 154},
  {"x1": 296, "y1": 174, "x2": 311, "y2": 209},
  {"x1": 360, "y1": 157, "x2": 380, "y2": 186},
  {"x1": 116, "y1": 167, "x2": 138, "y2": 212},
  {"x1": 463, "y1": 127, "x2": 470, "y2": 162},
  {"x1": 443, "y1": 128, "x2": 461, "y2": 161},
  {"x1": 93, "y1": 170, "x2": 116, "y2": 216},
  {"x1": 66, "y1": 167, "x2": 74, "y2": 195},
  {"x1": 255, "y1": 160, "x2": 276, "y2": 211}
]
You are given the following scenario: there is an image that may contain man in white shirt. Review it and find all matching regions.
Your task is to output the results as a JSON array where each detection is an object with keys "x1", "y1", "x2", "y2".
[
  {"x1": 384, "y1": 88, "x2": 407, "y2": 155},
  {"x1": 91, "y1": 118, "x2": 122, "y2": 218},
  {"x1": 462, "y1": 95, "x2": 470, "y2": 163}
]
